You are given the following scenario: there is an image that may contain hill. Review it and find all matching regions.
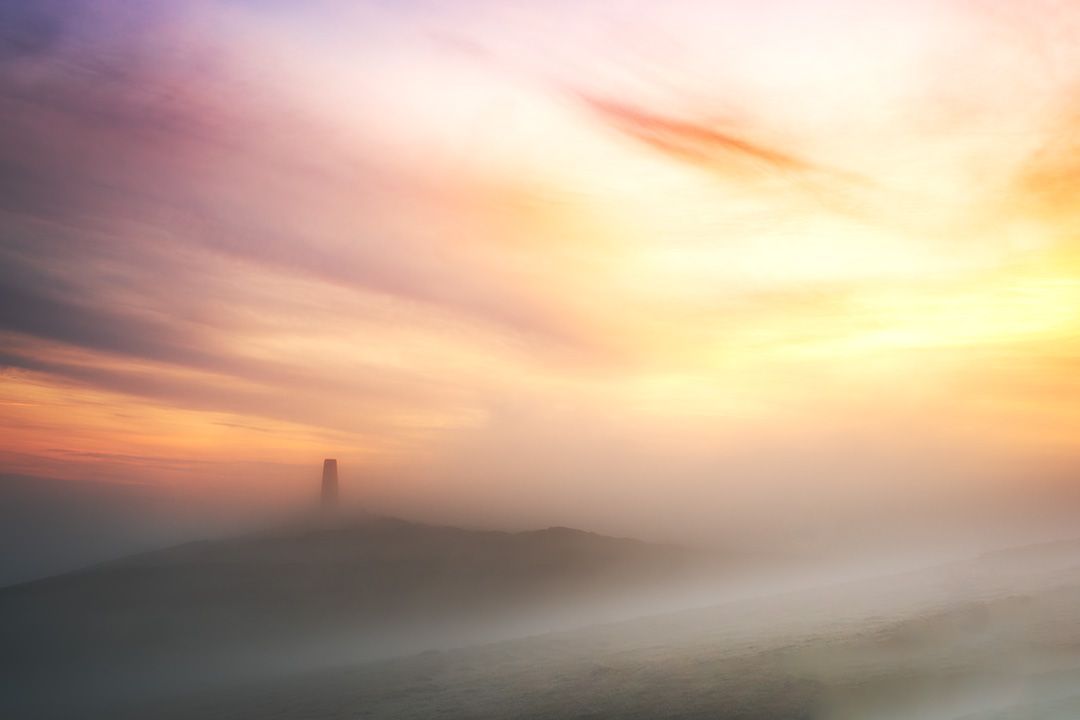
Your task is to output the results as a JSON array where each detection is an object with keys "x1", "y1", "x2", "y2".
[
  {"x1": 0, "y1": 515, "x2": 715, "y2": 717},
  {"x1": 70, "y1": 534, "x2": 1080, "y2": 720}
]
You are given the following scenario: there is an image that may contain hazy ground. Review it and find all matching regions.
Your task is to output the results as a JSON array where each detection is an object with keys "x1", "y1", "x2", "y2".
[{"x1": 4, "y1": 517, "x2": 1080, "y2": 719}]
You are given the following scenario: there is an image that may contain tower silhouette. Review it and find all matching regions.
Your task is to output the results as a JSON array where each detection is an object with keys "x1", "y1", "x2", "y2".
[{"x1": 321, "y1": 458, "x2": 339, "y2": 510}]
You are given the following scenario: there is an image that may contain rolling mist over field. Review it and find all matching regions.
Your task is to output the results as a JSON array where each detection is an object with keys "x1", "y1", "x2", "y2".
[
  {"x1": 5, "y1": 514, "x2": 1080, "y2": 719},
  {"x1": 3, "y1": 0, "x2": 1080, "y2": 717}
]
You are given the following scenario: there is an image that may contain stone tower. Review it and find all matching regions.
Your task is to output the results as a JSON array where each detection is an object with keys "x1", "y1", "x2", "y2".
[{"x1": 321, "y1": 458, "x2": 339, "y2": 510}]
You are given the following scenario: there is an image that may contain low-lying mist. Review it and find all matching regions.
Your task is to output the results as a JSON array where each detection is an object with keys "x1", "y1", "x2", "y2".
[{"x1": 5, "y1": 506, "x2": 1080, "y2": 719}]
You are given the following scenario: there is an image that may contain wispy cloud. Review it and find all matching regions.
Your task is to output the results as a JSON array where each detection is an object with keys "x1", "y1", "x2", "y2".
[
  {"x1": 574, "y1": 92, "x2": 813, "y2": 175},
  {"x1": 2, "y1": 0, "x2": 1080, "y2": 532}
]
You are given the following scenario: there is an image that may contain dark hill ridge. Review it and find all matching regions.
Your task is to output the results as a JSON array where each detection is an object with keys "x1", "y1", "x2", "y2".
[
  {"x1": 97, "y1": 540, "x2": 1080, "y2": 720},
  {"x1": 0, "y1": 515, "x2": 716, "y2": 716}
]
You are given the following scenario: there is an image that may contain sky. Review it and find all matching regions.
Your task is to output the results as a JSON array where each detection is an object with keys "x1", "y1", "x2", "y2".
[{"x1": 1, "y1": 0, "x2": 1079, "y2": 545}]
